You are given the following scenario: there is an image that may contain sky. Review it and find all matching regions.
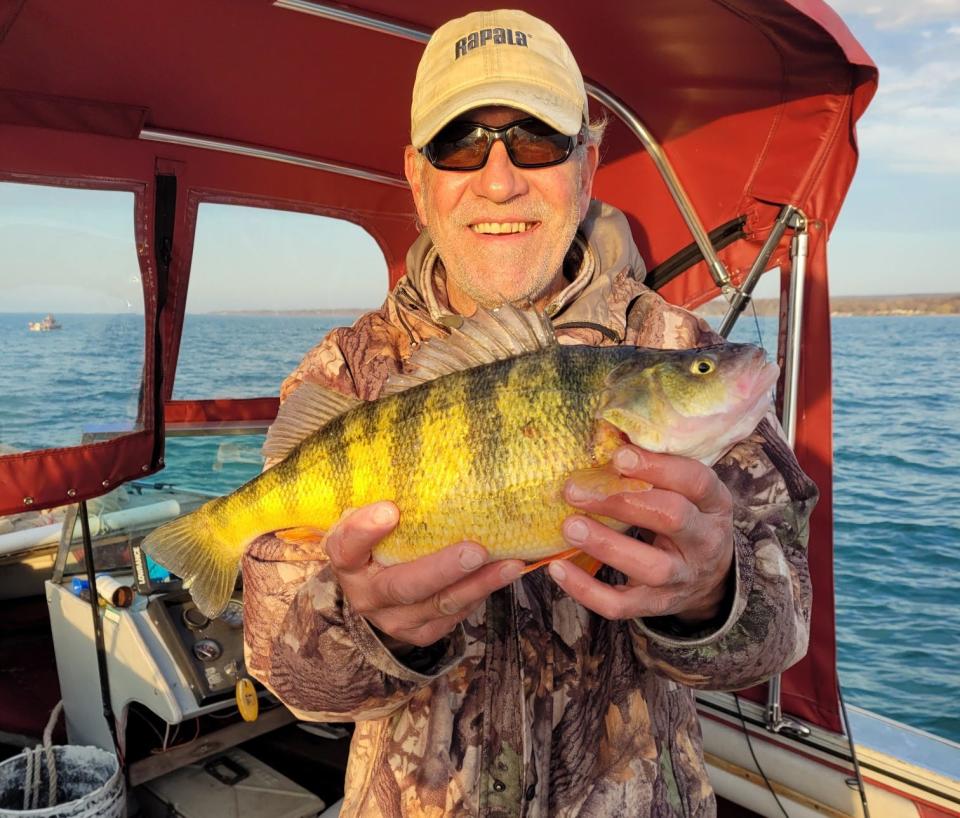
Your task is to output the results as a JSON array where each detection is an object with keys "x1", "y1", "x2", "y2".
[
  {"x1": 1, "y1": 1, "x2": 957, "y2": 312},
  {"x1": 824, "y1": 0, "x2": 960, "y2": 296}
]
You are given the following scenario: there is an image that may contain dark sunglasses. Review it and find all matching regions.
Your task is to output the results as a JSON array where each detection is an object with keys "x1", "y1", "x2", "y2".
[{"x1": 422, "y1": 117, "x2": 584, "y2": 171}]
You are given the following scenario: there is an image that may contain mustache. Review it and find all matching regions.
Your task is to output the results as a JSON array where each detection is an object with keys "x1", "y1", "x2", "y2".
[{"x1": 452, "y1": 202, "x2": 549, "y2": 226}]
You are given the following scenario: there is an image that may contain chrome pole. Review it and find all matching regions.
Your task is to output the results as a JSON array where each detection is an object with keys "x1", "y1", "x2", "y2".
[
  {"x1": 781, "y1": 213, "x2": 809, "y2": 448},
  {"x1": 765, "y1": 211, "x2": 811, "y2": 739},
  {"x1": 584, "y1": 84, "x2": 732, "y2": 293},
  {"x1": 718, "y1": 205, "x2": 797, "y2": 338}
]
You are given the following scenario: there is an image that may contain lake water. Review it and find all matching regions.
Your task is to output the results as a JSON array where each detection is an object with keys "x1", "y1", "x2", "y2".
[{"x1": 1, "y1": 311, "x2": 958, "y2": 743}]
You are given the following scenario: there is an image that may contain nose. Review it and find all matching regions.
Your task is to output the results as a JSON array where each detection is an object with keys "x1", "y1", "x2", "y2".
[{"x1": 472, "y1": 140, "x2": 528, "y2": 203}]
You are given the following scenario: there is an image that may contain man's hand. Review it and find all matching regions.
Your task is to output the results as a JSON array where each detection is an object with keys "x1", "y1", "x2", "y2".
[
  {"x1": 549, "y1": 446, "x2": 735, "y2": 624},
  {"x1": 324, "y1": 501, "x2": 524, "y2": 648}
]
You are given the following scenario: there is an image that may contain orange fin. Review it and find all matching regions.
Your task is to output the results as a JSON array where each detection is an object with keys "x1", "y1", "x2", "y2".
[
  {"x1": 275, "y1": 526, "x2": 326, "y2": 545},
  {"x1": 522, "y1": 548, "x2": 603, "y2": 577},
  {"x1": 567, "y1": 466, "x2": 652, "y2": 500}
]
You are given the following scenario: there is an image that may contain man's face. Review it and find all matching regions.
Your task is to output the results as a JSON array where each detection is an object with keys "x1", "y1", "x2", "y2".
[{"x1": 404, "y1": 106, "x2": 598, "y2": 313}]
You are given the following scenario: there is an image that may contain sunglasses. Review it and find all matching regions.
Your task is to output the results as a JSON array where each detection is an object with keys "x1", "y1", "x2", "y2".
[{"x1": 422, "y1": 118, "x2": 584, "y2": 171}]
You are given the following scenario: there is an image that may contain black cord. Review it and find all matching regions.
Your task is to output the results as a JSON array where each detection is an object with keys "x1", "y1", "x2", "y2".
[
  {"x1": 838, "y1": 685, "x2": 871, "y2": 818},
  {"x1": 733, "y1": 693, "x2": 790, "y2": 818}
]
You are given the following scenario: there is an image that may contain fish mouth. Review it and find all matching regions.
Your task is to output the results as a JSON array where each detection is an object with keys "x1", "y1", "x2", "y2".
[
  {"x1": 753, "y1": 359, "x2": 780, "y2": 395},
  {"x1": 733, "y1": 352, "x2": 779, "y2": 401},
  {"x1": 736, "y1": 360, "x2": 779, "y2": 422}
]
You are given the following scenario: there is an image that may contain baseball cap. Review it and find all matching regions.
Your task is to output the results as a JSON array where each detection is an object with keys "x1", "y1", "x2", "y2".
[{"x1": 410, "y1": 9, "x2": 588, "y2": 149}]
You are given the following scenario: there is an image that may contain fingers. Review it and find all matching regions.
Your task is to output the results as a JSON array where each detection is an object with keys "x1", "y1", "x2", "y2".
[
  {"x1": 561, "y1": 515, "x2": 685, "y2": 587},
  {"x1": 564, "y1": 447, "x2": 731, "y2": 551},
  {"x1": 369, "y1": 560, "x2": 523, "y2": 646},
  {"x1": 547, "y1": 558, "x2": 671, "y2": 619},
  {"x1": 369, "y1": 541, "x2": 514, "y2": 607},
  {"x1": 325, "y1": 502, "x2": 399, "y2": 572},
  {"x1": 606, "y1": 446, "x2": 732, "y2": 515}
]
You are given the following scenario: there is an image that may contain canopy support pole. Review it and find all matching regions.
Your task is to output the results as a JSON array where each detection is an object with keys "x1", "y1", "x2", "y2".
[
  {"x1": 765, "y1": 211, "x2": 812, "y2": 739},
  {"x1": 718, "y1": 205, "x2": 797, "y2": 338},
  {"x1": 583, "y1": 84, "x2": 733, "y2": 294}
]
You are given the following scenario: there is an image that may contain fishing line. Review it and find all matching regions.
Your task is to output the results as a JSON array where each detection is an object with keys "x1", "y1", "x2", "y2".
[
  {"x1": 733, "y1": 693, "x2": 790, "y2": 818},
  {"x1": 749, "y1": 298, "x2": 765, "y2": 350}
]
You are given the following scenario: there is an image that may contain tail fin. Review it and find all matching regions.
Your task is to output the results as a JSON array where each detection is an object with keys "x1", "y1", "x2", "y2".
[{"x1": 140, "y1": 503, "x2": 244, "y2": 618}]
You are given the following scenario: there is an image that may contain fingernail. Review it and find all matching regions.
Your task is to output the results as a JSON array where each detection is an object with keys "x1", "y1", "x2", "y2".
[
  {"x1": 373, "y1": 503, "x2": 395, "y2": 525},
  {"x1": 548, "y1": 562, "x2": 567, "y2": 582},
  {"x1": 614, "y1": 448, "x2": 640, "y2": 472},
  {"x1": 500, "y1": 562, "x2": 523, "y2": 581},
  {"x1": 565, "y1": 518, "x2": 589, "y2": 543},
  {"x1": 565, "y1": 481, "x2": 589, "y2": 502},
  {"x1": 459, "y1": 547, "x2": 486, "y2": 571}
]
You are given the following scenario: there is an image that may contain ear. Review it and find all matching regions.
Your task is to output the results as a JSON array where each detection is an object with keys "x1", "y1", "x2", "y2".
[
  {"x1": 578, "y1": 142, "x2": 600, "y2": 221},
  {"x1": 404, "y1": 146, "x2": 429, "y2": 228}
]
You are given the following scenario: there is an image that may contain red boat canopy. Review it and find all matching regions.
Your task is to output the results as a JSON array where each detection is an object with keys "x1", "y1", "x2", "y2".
[{"x1": 0, "y1": 1, "x2": 877, "y2": 733}]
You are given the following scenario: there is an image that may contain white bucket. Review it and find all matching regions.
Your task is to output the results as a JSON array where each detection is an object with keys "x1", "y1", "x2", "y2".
[{"x1": 0, "y1": 745, "x2": 124, "y2": 817}]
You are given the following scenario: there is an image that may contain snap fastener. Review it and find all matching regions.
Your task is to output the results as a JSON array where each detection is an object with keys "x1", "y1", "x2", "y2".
[
  {"x1": 23, "y1": 497, "x2": 34, "y2": 506},
  {"x1": 66, "y1": 489, "x2": 77, "y2": 498},
  {"x1": 492, "y1": 779, "x2": 506, "y2": 793}
]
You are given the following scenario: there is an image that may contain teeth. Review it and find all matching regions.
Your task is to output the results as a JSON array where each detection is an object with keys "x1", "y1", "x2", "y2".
[{"x1": 471, "y1": 222, "x2": 533, "y2": 234}]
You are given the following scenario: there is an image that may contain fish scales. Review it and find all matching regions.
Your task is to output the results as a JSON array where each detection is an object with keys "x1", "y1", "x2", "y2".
[{"x1": 370, "y1": 346, "x2": 620, "y2": 564}]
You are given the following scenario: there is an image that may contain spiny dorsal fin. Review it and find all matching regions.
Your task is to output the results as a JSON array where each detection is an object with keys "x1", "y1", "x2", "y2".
[
  {"x1": 262, "y1": 382, "x2": 361, "y2": 462},
  {"x1": 381, "y1": 305, "x2": 556, "y2": 396}
]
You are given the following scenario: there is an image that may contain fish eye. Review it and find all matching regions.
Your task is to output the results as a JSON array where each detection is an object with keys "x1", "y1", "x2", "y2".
[{"x1": 691, "y1": 358, "x2": 715, "y2": 375}]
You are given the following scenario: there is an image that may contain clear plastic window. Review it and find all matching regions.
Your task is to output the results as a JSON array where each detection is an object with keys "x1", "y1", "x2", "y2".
[
  {"x1": 174, "y1": 202, "x2": 389, "y2": 399},
  {"x1": 0, "y1": 181, "x2": 144, "y2": 453}
]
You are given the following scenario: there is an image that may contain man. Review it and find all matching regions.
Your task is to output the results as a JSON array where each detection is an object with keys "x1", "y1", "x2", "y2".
[{"x1": 243, "y1": 9, "x2": 816, "y2": 817}]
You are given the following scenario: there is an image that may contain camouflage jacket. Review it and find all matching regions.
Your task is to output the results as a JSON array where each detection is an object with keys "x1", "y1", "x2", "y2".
[{"x1": 243, "y1": 201, "x2": 817, "y2": 818}]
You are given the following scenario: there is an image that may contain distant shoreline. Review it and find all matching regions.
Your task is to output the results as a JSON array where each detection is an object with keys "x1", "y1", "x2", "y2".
[
  {"x1": 7, "y1": 294, "x2": 958, "y2": 318},
  {"x1": 218, "y1": 294, "x2": 960, "y2": 318},
  {"x1": 695, "y1": 293, "x2": 960, "y2": 317},
  {"x1": 207, "y1": 308, "x2": 372, "y2": 317}
]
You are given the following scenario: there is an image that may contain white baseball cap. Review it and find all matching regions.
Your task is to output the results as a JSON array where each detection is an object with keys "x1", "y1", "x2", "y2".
[{"x1": 411, "y1": 9, "x2": 588, "y2": 149}]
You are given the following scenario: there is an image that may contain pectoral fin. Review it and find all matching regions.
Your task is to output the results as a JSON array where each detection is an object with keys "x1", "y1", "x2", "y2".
[
  {"x1": 275, "y1": 526, "x2": 327, "y2": 545},
  {"x1": 522, "y1": 548, "x2": 603, "y2": 577},
  {"x1": 567, "y1": 466, "x2": 653, "y2": 498}
]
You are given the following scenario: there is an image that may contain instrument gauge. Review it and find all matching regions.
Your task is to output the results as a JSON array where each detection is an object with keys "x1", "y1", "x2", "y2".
[
  {"x1": 182, "y1": 607, "x2": 210, "y2": 631},
  {"x1": 219, "y1": 599, "x2": 244, "y2": 629},
  {"x1": 193, "y1": 639, "x2": 222, "y2": 662}
]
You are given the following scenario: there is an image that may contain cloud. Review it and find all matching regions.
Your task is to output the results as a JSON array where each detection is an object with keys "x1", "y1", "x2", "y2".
[
  {"x1": 857, "y1": 54, "x2": 960, "y2": 172},
  {"x1": 859, "y1": 108, "x2": 960, "y2": 173},
  {"x1": 829, "y1": 0, "x2": 960, "y2": 27}
]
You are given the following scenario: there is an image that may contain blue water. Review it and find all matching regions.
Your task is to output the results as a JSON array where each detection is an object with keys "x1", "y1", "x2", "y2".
[{"x1": 1, "y1": 311, "x2": 958, "y2": 743}]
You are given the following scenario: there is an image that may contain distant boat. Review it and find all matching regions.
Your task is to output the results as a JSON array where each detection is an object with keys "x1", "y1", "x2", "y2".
[{"x1": 27, "y1": 314, "x2": 62, "y2": 332}]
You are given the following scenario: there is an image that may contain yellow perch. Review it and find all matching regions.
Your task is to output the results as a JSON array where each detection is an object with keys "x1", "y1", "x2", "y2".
[{"x1": 142, "y1": 307, "x2": 778, "y2": 617}]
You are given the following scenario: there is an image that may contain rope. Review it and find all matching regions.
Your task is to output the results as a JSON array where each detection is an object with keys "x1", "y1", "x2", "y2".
[
  {"x1": 21, "y1": 700, "x2": 64, "y2": 810},
  {"x1": 21, "y1": 745, "x2": 36, "y2": 811},
  {"x1": 43, "y1": 701, "x2": 64, "y2": 807}
]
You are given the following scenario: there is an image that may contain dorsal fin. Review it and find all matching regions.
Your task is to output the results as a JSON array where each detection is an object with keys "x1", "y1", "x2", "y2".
[
  {"x1": 381, "y1": 305, "x2": 556, "y2": 396},
  {"x1": 262, "y1": 382, "x2": 361, "y2": 462}
]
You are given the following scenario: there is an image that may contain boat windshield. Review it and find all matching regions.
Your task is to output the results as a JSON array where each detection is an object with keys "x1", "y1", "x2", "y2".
[{"x1": 56, "y1": 429, "x2": 270, "y2": 580}]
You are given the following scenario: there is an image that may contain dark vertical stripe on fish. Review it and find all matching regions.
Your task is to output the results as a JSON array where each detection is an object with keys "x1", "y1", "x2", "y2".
[
  {"x1": 324, "y1": 415, "x2": 351, "y2": 512},
  {"x1": 391, "y1": 385, "x2": 428, "y2": 512}
]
